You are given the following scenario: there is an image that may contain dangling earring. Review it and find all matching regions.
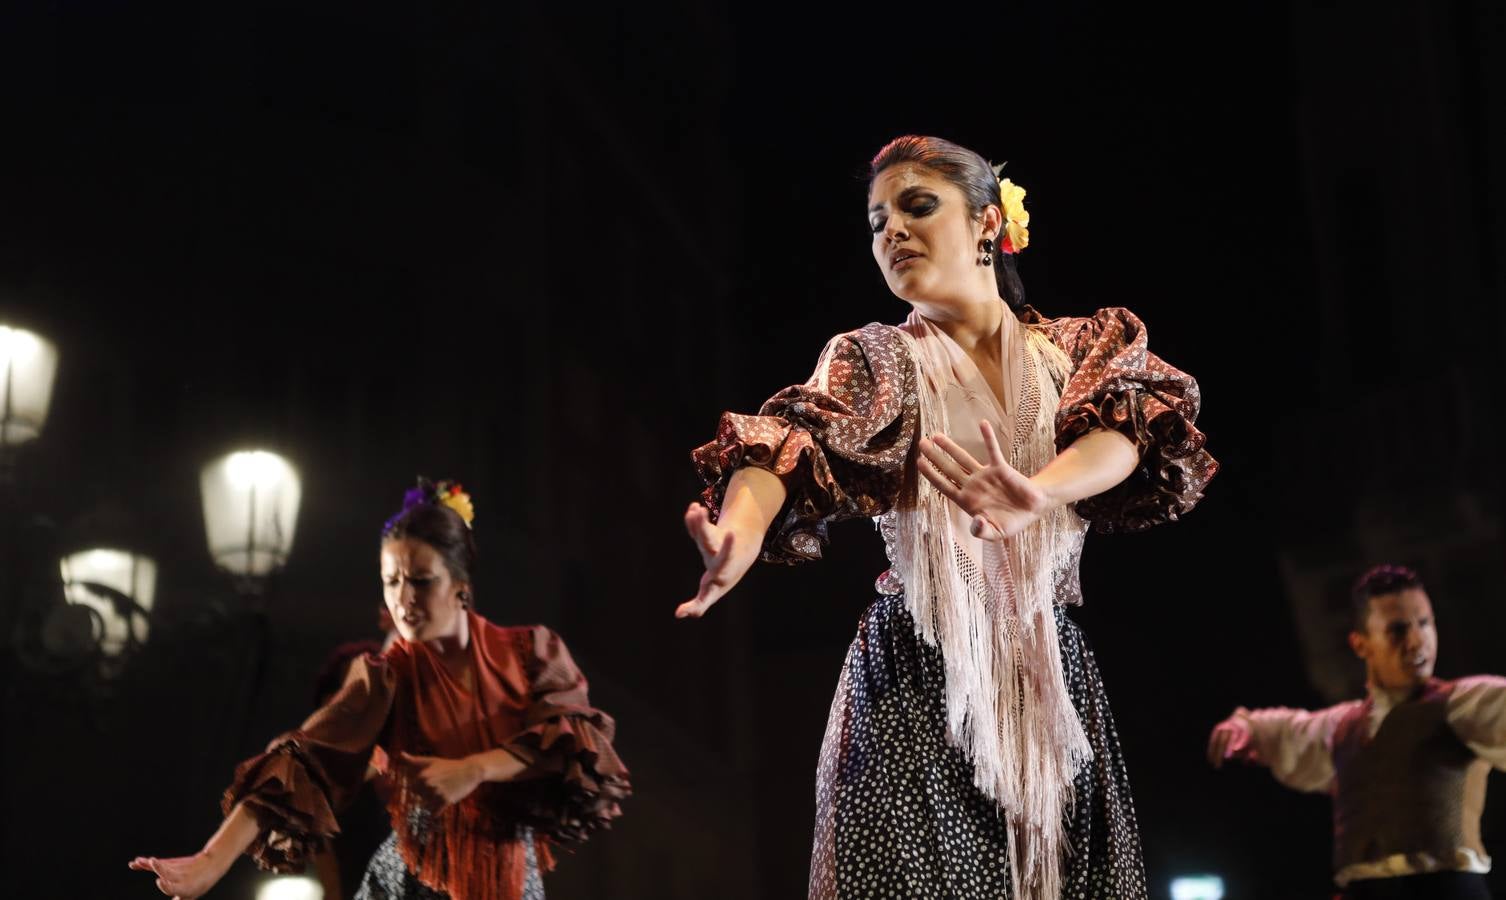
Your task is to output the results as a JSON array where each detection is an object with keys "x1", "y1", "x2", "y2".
[
  {"x1": 458, "y1": 590, "x2": 471, "y2": 609},
  {"x1": 979, "y1": 237, "x2": 996, "y2": 266}
]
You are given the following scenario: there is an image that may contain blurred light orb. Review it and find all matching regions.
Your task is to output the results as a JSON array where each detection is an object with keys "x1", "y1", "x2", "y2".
[
  {"x1": 1171, "y1": 875, "x2": 1226, "y2": 900},
  {"x1": 201, "y1": 449, "x2": 302, "y2": 578},
  {"x1": 256, "y1": 875, "x2": 324, "y2": 900},
  {"x1": 0, "y1": 324, "x2": 60, "y2": 447},
  {"x1": 59, "y1": 548, "x2": 157, "y2": 656}
]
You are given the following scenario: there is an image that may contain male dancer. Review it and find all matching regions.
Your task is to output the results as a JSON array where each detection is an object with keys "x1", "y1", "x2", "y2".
[{"x1": 1208, "y1": 565, "x2": 1506, "y2": 899}]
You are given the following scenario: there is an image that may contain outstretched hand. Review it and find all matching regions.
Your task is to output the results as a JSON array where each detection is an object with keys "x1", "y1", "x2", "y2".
[
  {"x1": 1206, "y1": 715, "x2": 1256, "y2": 768},
  {"x1": 916, "y1": 420, "x2": 1051, "y2": 541},
  {"x1": 127, "y1": 852, "x2": 227, "y2": 899},
  {"x1": 676, "y1": 503, "x2": 756, "y2": 619}
]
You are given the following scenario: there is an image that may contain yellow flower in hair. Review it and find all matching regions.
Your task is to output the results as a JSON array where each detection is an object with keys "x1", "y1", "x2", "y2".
[
  {"x1": 438, "y1": 485, "x2": 476, "y2": 526},
  {"x1": 997, "y1": 178, "x2": 1030, "y2": 254}
]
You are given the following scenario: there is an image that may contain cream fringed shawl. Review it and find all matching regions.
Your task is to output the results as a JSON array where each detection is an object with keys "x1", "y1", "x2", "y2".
[{"x1": 883, "y1": 310, "x2": 1091, "y2": 900}]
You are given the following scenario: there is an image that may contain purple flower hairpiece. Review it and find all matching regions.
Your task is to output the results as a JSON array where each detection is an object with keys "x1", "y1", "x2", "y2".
[
  {"x1": 382, "y1": 480, "x2": 476, "y2": 536},
  {"x1": 381, "y1": 487, "x2": 430, "y2": 535}
]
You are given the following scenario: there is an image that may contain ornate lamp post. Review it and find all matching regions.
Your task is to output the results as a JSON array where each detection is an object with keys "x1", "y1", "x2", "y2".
[
  {"x1": 58, "y1": 548, "x2": 158, "y2": 658},
  {"x1": 0, "y1": 324, "x2": 60, "y2": 484},
  {"x1": 199, "y1": 449, "x2": 301, "y2": 748},
  {"x1": 199, "y1": 449, "x2": 302, "y2": 593}
]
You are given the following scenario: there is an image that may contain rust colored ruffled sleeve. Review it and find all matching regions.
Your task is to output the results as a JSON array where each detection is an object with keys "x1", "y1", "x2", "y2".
[
  {"x1": 691, "y1": 323, "x2": 918, "y2": 563},
  {"x1": 221, "y1": 652, "x2": 398, "y2": 872},
  {"x1": 498, "y1": 626, "x2": 631, "y2": 844},
  {"x1": 1044, "y1": 307, "x2": 1218, "y2": 532}
]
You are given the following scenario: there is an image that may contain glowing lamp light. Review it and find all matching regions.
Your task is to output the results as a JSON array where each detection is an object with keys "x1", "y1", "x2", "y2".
[
  {"x1": 200, "y1": 450, "x2": 301, "y2": 579},
  {"x1": 256, "y1": 875, "x2": 324, "y2": 900},
  {"x1": 1170, "y1": 875, "x2": 1226, "y2": 900},
  {"x1": 0, "y1": 324, "x2": 60, "y2": 447},
  {"x1": 59, "y1": 548, "x2": 157, "y2": 656}
]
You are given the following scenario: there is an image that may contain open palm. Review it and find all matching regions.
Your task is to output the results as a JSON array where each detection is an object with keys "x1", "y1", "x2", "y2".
[
  {"x1": 916, "y1": 420, "x2": 1049, "y2": 541},
  {"x1": 127, "y1": 852, "x2": 224, "y2": 899}
]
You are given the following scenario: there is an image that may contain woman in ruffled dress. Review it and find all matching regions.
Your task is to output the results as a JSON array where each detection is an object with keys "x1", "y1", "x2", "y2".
[
  {"x1": 131, "y1": 480, "x2": 629, "y2": 900},
  {"x1": 680, "y1": 135, "x2": 1217, "y2": 900}
]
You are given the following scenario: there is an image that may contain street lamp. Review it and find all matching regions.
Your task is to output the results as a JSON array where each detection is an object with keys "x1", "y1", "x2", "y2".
[
  {"x1": 200, "y1": 449, "x2": 301, "y2": 590},
  {"x1": 257, "y1": 875, "x2": 323, "y2": 900},
  {"x1": 1170, "y1": 875, "x2": 1226, "y2": 900},
  {"x1": 0, "y1": 324, "x2": 59, "y2": 481},
  {"x1": 58, "y1": 548, "x2": 157, "y2": 657}
]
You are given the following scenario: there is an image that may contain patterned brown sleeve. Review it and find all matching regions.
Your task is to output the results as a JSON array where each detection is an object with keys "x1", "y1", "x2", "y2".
[
  {"x1": 1045, "y1": 307, "x2": 1218, "y2": 532},
  {"x1": 691, "y1": 323, "x2": 919, "y2": 563}
]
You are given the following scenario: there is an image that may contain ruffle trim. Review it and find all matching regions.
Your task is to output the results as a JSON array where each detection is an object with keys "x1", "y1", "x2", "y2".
[
  {"x1": 1056, "y1": 388, "x2": 1216, "y2": 533},
  {"x1": 499, "y1": 710, "x2": 632, "y2": 843},
  {"x1": 221, "y1": 738, "x2": 339, "y2": 873},
  {"x1": 691, "y1": 412, "x2": 846, "y2": 565}
]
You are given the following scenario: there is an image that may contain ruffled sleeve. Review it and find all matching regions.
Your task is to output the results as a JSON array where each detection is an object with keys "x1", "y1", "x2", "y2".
[
  {"x1": 499, "y1": 626, "x2": 631, "y2": 844},
  {"x1": 221, "y1": 652, "x2": 398, "y2": 872},
  {"x1": 1042, "y1": 307, "x2": 1218, "y2": 532},
  {"x1": 691, "y1": 322, "x2": 918, "y2": 563}
]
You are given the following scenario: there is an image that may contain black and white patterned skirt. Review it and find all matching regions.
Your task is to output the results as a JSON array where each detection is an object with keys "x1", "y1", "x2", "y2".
[
  {"x1": 809, "y1": 594, "x2": 1147, "y2": 899},
  {"x1": 353, "y1": 829, "x2": 545, "y2": 900}
]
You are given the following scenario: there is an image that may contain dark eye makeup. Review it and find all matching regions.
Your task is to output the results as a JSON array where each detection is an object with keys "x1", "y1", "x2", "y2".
[{"x1": 869, "y1": 189, "x2": 939, "y2": 233}]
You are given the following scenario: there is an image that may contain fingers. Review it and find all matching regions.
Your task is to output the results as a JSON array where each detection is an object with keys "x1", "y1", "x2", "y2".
[
  {"x1": 922, "y1": 433, "x2": 979, "y2": 483},
  {"x1": 978, "y1": 420, "x2": 1009, "y2": 469},
  {"x1": 394, "y1": 754, "x2": 445, "y2": 808},
  {"x1": 929, "y1": 431, "x2": 983, "y2": 471},
  {"x1": 674, "y1": 598, "x2": 705, "y2": 618},
  {"x1": 707, "y1": 530, "x2": 736, "y2": 574},
  {"x1": 684, "y1": 504, "x2": 716, "y2": 552},
  {"x1": 1207, "y1": 727, "x2": 1230, "y2": 768},
  {"x1": 129, "y1": 857, "x2": 156, "y2": 872},
  {"x1": 677, "y1": 570, "x2": 726, "y2": 619},
  {"x1": 969, "y1": 514, "x2": 1003, "y2": 542},
  {"x1": 678, "y1": 531, "x2": 736, "y2": 619},
  {"x1": 397, "y1": 752, "x2": 437, "y2": 771},
  {"x1": 916, "y1": 455, "x2": 964, "y2": 506}
]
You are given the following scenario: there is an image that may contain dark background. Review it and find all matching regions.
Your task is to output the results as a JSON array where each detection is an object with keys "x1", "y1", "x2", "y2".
[{"x1": 1, "y1": 1, "x2": 1503, "y2": 898}]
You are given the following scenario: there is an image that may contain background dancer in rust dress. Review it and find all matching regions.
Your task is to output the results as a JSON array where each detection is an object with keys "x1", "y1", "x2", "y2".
[{"x1": 130, "y1": 480, "x2": 629, "y2": 900}]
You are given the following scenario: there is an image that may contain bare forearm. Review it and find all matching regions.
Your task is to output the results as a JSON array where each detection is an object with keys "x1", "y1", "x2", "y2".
[
  {"x1": 1032, "y1": 429, "x2": 1137, "y2": 507},
  {"x1": 718, "y1": 465, "x2": 788, "y2": 544},
  {"x1": 199, "y1": 802, "x2": 260, "y2": 873},
  {"x1": 468, "y1": 747, "x2": 532, "y2": 783}
]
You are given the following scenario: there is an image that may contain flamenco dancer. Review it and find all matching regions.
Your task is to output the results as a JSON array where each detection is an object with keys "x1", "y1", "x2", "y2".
[
  {"x1": 1209, "y1": 565, "x2": 1506, "y2": 899},
  {"x1": 680, "y1": 135, "x2": 1217, "y2": 899},
  {"x1": 130, "y1": 479, "x2": 630, "y2": 899}
]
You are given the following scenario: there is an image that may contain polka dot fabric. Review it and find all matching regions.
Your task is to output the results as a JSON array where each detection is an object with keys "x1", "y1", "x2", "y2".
[
  {"x1": 354, "y1": 829, "x2": 546, "y2": 900},
  {"x1": 809, "y1": 596, "x2": 1147, "y2": 899}
]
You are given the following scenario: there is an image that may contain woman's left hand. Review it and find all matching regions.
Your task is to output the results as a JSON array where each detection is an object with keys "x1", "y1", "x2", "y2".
[
  {"x1": 917, "y1": 420, "x2": 1052, "y2": 541},
  {"x1": 395, "y1": 752, "x2": 485, "y2": 808}
]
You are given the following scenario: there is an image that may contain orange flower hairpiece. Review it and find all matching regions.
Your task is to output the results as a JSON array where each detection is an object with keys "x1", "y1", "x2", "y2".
[
  {"x1": 434, "y1": 480, "x2": 476, "y2": 527},
  {"x1": 989, "y1": 161, "x2": 1030, "y2": 254},
  {"x1": 997, "y1": 178, "x2": 1030, "y2": 255}
]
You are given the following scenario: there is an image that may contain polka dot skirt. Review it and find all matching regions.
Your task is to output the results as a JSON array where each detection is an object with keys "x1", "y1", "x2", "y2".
[
  {"x1": 354, "y1": 829, "x2": 545, "y2": 900},
  {"x1": 809, "y1": 595, "x2": 1147, "y2": 899}
]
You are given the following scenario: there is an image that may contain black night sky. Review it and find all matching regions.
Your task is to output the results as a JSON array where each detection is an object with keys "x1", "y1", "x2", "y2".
[{"x1": 1, "y1": 2, "x2": 1503, "y2": 898}]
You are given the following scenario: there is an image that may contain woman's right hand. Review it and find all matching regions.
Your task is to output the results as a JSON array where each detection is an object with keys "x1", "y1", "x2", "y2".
[
  {"x1": 676, "y1": 503, "x2": 758, "y2": 619},
  {"x1": 128, "y1": 851, "x2": 229, "y2": 899}
]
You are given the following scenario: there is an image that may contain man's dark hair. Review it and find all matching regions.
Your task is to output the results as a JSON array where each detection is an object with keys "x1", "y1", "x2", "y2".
[{"x1": 1351, "y1": 564, "x2": 1424, "y2": 631}]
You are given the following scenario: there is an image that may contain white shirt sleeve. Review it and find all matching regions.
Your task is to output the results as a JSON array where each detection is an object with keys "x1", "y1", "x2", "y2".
[
  {"x1": 1236, "y1": 702, "x2": 1357, "y2": 794},
  {"x1": 1447, "y1": 675, "x2": 1506, "y2": 771}
]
